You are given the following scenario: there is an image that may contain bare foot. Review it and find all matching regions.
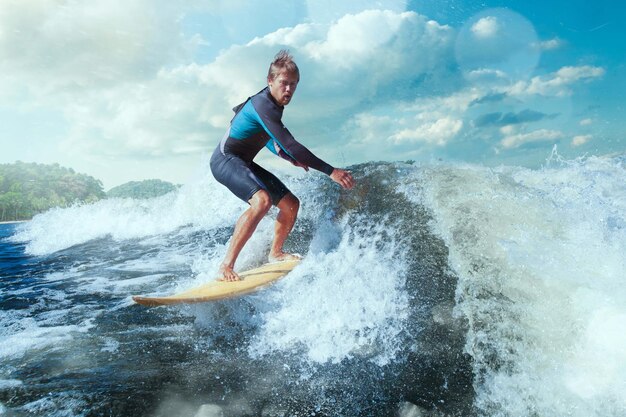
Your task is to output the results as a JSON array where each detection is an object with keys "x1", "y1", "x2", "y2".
[
  {"x1": 268, "y1": 252, "x2": 303, "y2": 263},
  {"x1": 218, "y1": 264, "x2": 241, "y2": 282}
]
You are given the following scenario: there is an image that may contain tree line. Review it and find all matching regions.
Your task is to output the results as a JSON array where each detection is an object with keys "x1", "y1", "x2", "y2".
[
  {"x1": 107, "y1": 179, "x2": 179, "y2": 200},
  {"x1": 0, "y1": 162, "x2": 105, "y2": 221},
  {"x1": 0, "y1": 162, "x2": 178, "y2": 221}
]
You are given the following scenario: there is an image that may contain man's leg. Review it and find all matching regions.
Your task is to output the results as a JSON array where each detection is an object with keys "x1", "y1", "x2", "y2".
[
  {"x1": 269, "y1": 192, "x2": 300, "y2": 262},
  {"x1": 219, "y1": 190, "x2": 272, "y2": 281}
]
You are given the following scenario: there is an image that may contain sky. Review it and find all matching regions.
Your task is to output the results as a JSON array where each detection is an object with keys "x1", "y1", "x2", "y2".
[{"x1": 1, "y1": 0, "x2": 625, "y2": 189}]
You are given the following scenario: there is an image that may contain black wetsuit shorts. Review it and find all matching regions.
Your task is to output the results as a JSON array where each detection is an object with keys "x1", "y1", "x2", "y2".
[{"x1": 210, "y1": 146, "x2": 290, "y2": 205}]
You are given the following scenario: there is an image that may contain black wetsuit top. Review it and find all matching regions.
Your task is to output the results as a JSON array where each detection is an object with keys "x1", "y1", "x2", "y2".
[{"x1": 210, "y1": 87, "x2": 334, "y2": 204}]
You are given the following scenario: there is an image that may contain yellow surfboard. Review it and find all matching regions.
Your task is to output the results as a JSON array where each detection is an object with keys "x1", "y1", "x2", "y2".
[{"x1": 132, "y1": 259, "x2": 301, "y2": 307}]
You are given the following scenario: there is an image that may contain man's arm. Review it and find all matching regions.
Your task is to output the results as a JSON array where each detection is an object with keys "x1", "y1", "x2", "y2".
[
  {"x1": 253, "y1": 97, "x2": 334, "y2": 175},
  {"x1": 265, "y1": 139, "x2": 310, "y2": 171},
  {"x1": 266, "y1": 136, "x2": 353, "y2": 189},
  {"x1": 264, "y1": 121, "x2": 334, "y2": 175}
]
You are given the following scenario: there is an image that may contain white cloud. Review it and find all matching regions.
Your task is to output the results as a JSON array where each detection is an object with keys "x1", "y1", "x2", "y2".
[
  {"x1": 346, "y1": 114, "x2": 395, "y2": 145},
  {"x1": 572, "y1": 135, "x2": 592, "y2": 146},
  {"x1": 0, "y1": 5, "x2": 454, "y2": 164},
  {"x1": 1, "y1": 1, "x2": 609, "y2": 180},
  {"x1": 178, "y1": 10, "x2": 454, "y2": 141},
  {"x1": 391, "y1": 117, "x2": 463, "y2": 145},
  {"x1": 304, "y1": 10, "x2": 405, "y2": 64},
  {"x1": 500, "y1": 129, "x2": 564, "y2": 149},
  {"x1": 406, "y1": 89, "x2": 483, "y2": 114},
  {"x1": 534, "y1": 37, "x2": 564, "y2": 51},
  {"x1": 0, "y1": 0, "x2": 220, "y2": 170},
  {"x1": 348, "y1": 89, "x2": 479, "y2": 152},
  {"x1": 471, "y1": 16, "x2": 499, "y2": 39},
  {"x1": 466, "y1": 68, "x2": 508, "y2": 83},
  {"x1": 457, "y1": 9, "x2": 539, "y2": 82},
  {"x1": 261, "y1": 9, "x2": 454, "y2": 101},
  {"x1": 0, "y1": 0, "x2": 199, "y2": 95},
  {"x1": 305, "y1": 0, "x2": 407, "y2": 24},
  {"x1": 507, "y1": 65, "x2": 605, "y2": 97},
  {"x1": 61, "y1": 73, "x2": 216, "y2": 158},
  {"x1": 500, "y1": 125, "x2": 516, "y2": 135}
]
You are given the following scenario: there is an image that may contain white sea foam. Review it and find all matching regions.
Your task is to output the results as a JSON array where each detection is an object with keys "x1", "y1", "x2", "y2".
[
  {"x1": 0, "y1": 315, "x2": 95, "y2": 361},
  {"x1": 5, "y1": 154, "x2": 625, "y2": 415},
  {"x1": 100, "y1": 338, "x2": 120, "y2": 353},
  {"x1": 19, "y1": 393, "x2": 88, "y2": 417},
  {"x1": 11, "y1": 166, "x2": 243, "y2": 255},
  {"x1": 0, "y1": 379, "x2": 23, "y2": 389},
  {"x1": 410, "y1": 155, "x2": 626, "y2": 416},
  {"x1": 249, "y1": 216, "x2": 410, "y2": 365}
]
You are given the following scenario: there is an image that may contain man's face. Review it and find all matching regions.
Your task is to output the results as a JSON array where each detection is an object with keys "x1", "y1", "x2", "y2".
[{"x1": 268, "y1": 70, "x2": 299, "y2": 106}]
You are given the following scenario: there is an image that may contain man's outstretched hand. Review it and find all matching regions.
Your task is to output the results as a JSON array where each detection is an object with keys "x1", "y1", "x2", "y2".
[{"x1": 330, "y1": 168, "x2": 355, "y2": 190}]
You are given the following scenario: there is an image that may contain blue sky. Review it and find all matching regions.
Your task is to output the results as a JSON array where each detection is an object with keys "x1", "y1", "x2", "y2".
[{"x1": 1, "y1": 0, "x2": 624, "y2": 188}]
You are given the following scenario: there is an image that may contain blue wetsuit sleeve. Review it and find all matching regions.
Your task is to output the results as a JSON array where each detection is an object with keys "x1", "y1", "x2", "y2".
[{"x1": 252, "y1": 96, "x2": 335, "y2": 175}]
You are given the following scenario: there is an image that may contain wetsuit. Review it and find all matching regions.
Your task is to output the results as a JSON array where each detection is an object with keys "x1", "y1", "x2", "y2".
[{"x1": 210, "y1": 87, "x2": 334, "y2": 205}]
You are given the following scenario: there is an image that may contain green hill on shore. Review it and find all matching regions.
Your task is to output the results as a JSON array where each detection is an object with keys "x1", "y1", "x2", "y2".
[
  {"x1": 106, "y1": 179, "x2": 179, "y2": 199},
  {"x1": 0, "y1": 162, "x2": 178, "y2": 221}
]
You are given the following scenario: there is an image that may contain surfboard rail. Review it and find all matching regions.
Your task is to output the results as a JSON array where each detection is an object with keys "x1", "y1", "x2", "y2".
[{"x1": 132, "y1": 259, "x2": 301, "y2": 307}]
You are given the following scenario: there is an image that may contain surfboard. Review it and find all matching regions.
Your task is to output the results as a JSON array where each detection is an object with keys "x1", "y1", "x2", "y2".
[{"x1": 132, "y1": 259, "x2": 301, "y2": 307}]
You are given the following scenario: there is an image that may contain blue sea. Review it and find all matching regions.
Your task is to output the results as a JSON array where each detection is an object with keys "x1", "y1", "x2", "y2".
[{"x1": 1, "y1": 155, "x2": 625, "y2": 416}]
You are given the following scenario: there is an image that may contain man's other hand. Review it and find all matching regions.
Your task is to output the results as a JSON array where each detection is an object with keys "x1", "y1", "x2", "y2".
[{"x1": 330, "y1": 168, "x2": 355, "y2": 190}]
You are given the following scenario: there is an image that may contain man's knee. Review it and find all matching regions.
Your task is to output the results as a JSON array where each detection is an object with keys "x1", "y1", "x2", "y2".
[
  {"x1": 280, "y1": 193, "x2": 299, "y2": 215},
  {"x1": 250, "y1": 190, "x2": 272, "y2": 214}
]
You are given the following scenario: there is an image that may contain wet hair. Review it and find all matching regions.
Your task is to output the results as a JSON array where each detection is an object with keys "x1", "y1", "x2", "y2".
[{"x1": 267, "y1": 49, "x2": 300, "y2": 81}]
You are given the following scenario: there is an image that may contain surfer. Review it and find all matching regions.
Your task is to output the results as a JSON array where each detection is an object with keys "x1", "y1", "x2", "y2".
[{"x1": 210, "y1": 50, "x2": 355, "y2": 281}]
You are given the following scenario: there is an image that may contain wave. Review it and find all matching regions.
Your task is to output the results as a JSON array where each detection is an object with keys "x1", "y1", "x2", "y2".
[
  {"x1": 8, "y1": 153, "x2": 626, "y2": 416},
  {"x1": 412, "y1": 154, "x2": 626, "y2": 416}
]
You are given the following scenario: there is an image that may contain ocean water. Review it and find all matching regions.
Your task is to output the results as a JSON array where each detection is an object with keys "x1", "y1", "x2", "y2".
[{"x1": 0, "y1": 155, "x2": 624, "y2": 417}]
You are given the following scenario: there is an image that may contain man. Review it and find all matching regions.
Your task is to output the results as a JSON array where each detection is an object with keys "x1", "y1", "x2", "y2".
[{"x1": 210, "y1": 50, "x2": 355, "y2": 281}]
